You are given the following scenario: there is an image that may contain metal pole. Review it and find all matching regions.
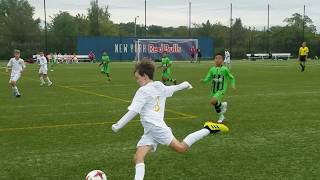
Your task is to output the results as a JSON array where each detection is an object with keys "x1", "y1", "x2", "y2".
[
  {"x1": 134, "y1": 16, "x2": 139, "y2": 37},
  {"x1": 144, "y1": 0, "x2": 147, "y2": 37},
  {"x1": 188, "y1": 1, "x2": 191, "y2": 38},
  {"x1": 229, "y1": 3, "x2": 233, "y2": 53},
  {"x1": 303, "y1": 5, "x2": 305, "y2": 42},
  {"x1": 267, "y1": 4, "x2": 270, "y2": 54},
  {"x1": 43, "y1": 0, "x2": 47, "y2": 53},
  {"x1": 96, "y1": 0, "x2": 99, "y2": 36}
]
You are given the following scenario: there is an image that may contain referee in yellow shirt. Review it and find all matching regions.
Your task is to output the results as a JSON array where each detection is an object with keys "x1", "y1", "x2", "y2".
[{"x1": 298, "y1": 42, "x2": 309, "y2": 72}]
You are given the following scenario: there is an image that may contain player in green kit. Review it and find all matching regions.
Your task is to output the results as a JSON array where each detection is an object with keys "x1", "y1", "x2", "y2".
[
  {"x1": 201, "y1": 52, "x2": 237, "y2": 123},
  {"x1": 99, "y1": 52, "x2": 111, "y2": 81},
  {"x1": 160, "y1": 51, "x2": 177, "y2": 85}
]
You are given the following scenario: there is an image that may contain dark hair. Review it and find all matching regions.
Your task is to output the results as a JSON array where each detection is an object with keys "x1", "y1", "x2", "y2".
[
  {"x1": 215, "y1": 52, "x2": 224, "y2": 58},
  {"x1": 134, "y1": 60, "x2": 155, "y2": 80}
]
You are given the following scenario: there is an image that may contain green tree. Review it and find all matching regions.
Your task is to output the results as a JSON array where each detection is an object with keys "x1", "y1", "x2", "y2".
[
  {"x1": 75, "y1": 13, "x2": 90, "y2": 36},
  {"x1": 87, "y1": 0, "x2": 117, "y2": 36},
  {"x1": 0, "y1": 0, "x2": 41, "y2": 58},
  {"x1": 284, "y1": 13, "x2": 316, "y2": 33},
  {"x1": 49, "y1": 11, "x2": 78, "y2": 53}
]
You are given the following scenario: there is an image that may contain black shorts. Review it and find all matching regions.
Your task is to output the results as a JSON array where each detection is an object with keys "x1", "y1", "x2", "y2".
[
  {"x1": 191, "y1": 54, "x2": 195, "y2": 58},
  {"x1": 299, "y1": 55, "x2": 306, "y2": 62}
]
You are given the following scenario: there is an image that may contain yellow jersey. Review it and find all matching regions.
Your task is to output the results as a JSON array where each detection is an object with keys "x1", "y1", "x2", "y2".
[{"x1": 299, "y1": 47, "x2": 309, "y2": 56}]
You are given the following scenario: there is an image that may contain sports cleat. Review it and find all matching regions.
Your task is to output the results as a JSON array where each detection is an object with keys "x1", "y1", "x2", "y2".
[
  {"x1": 15, "y1": 94, "x2": 21, "y2": 98},
  {"x1": 48, "y1": 82, "x2": 53, "y2": 86},
  {"x1": 40, "y1": 82, "x2": 45, "y2": 86},
  {"x1": 217, "y1": 114, "x2": 225, "y2": 123},
  {"x1": 204, "y1": 121, "x2": 229, "y2": 134},
  {"x1": 221, "y1": 102, "x2": 228, "y2": 114}
]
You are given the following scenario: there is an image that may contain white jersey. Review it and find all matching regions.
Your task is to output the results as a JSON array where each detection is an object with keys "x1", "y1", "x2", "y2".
[
  {"x1": 37, "y1": 56, "x2": 48, "y2": 67},
  {"x1": 225, "y1": 51, "x2": 231, "y2": 62},
  {"x1": 7, "y1": 58, "x2": 25, "y2": 74},
  {"x1": 128, "y1": 81, "x2": 175, "y2": 132}
]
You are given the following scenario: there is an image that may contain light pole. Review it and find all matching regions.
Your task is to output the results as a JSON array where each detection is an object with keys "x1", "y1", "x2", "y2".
[
  {"x1": 144, "y1": 0, "x2": 147, "y2": 37},
  {"x1": 43, "y1": 0, "x2": 47, "y2": 53},
  {"x1": 229, "y1": 3, "x2": 233, "y2": 53},
  {"x1": 134, "y1": 16, "x2": 139, "y2": 37},
  {"x1": 188, "y1": 1, "x2": 191, "y2": 37},
  {"x1": 303, "y1": 5, "x2": 306, "y2": 42}
]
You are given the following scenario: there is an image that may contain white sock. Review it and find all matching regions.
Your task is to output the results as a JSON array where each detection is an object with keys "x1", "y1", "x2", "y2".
[
  {"x1": 183, "y1": 129, "x2": 210, "y2": 147},
  {"x1": 40, "y1": 77, "x2": 45, "y2": 84},
  {"x1": 12, "y1": 86, "x2": 20, "y2": 95},
  {"x1": 134, "y1": 163, "x2": 145, "y2": 180},
  {"x1": 46, "y1": 77, "x2": 52, "y2": 84}
]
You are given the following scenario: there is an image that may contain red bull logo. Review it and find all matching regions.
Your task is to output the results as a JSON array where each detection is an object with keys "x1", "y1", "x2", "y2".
[{"x1": 148, "y1": 43, "x2": 182, "y2": 53}]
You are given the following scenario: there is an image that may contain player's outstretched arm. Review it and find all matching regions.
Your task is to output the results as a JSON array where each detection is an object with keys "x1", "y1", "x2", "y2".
[
  {"x1": 225, "y1": 68, "x2": 237, "y2": 95},
  {"x1": 112, "y1": 110, "x2": 138, "y2": 133},
  {"x1": 6, "y1": 60, "x2": 12, "y2": 73},
  {"x1": 201, "y1": 68, "x2": 213, "y2": 84},
  {"x1": 164, "y1": 81, "x2": 193, "y2": 96}
]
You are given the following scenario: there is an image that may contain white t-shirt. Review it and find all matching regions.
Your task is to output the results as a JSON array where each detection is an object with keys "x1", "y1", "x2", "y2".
[
  {"x1": 225, "y1": 51, "x2": 230, "y2": 58},
  {"x1": 37, "y1": 56, "x2": 47, "y2": 67},
  {"x1": 7, "y1": 58, "x2": 25, "y2": 74},
  {"x1": 128, "y1": 81, "x2": 175, "y2": 132}
]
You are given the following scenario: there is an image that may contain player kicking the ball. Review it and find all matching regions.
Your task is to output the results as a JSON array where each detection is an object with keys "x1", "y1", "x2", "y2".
[
  {"x1": 201, "y1": 52, "x2": 237, "y2": 123},
  {"x1": 112, "y1": 60, "x2": 229, "y2": 180},
  {"x1": 38, "y1": 52, "x2": 53, "y2": 86},
  {"x1": 6, "y1": 49, "x2": 26, "y2": 97}
]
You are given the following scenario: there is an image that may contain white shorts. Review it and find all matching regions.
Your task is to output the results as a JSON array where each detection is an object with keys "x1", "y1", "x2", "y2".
[
  {"x1": 137, "y1": 126, "x2": 174, "y2": 152},
  {"x1": 224, "y1": 58, "x2": 231, "y2": 64},
  {"x1": 39, "y1": 66, "x2": 48, "y2": 75},
  {"x1": 9, "y1": 73, "x2": 21, "y2": 83}
]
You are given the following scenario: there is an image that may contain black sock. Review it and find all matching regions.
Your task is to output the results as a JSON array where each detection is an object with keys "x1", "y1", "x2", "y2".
[
  {"x1": 215, "y1": 102, "x2": 222, "y2": 113},
  {"x1": 300, "y1": 63, "x2": 305, "y2": 71}
]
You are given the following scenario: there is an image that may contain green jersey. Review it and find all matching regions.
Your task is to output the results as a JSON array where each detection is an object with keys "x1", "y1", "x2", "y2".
[
  {"x1": 161, "y1": 56, "x2": 172, "y2": 73},
  {"x1": 203, "y1": 65, "x2": 235, "y2": 94},
  {"x1": 101, "y1": 55, "x2": 110, "y2": 64},
  {"x1": 101, "y1": 55, "x2": 110, "y2": 73}
]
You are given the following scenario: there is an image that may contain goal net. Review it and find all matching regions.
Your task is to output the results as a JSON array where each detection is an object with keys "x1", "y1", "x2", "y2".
[{"x1": 135, "y1": 39, "x2": 198, "y2": 61}]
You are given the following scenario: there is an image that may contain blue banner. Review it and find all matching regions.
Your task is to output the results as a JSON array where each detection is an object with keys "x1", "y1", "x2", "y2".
[{"x1": 77, "y1": 37, "x2": 214, "y2": 61}]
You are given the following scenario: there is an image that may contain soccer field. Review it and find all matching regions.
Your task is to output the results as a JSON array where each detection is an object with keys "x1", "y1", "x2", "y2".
[{"x1": 0, "y1": 60, "x2": 319, "y2": 180}]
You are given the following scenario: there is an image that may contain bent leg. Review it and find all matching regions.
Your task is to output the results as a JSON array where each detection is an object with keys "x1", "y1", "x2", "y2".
[
  {"x1": 170, "y1": 128, "x2": 211, "y2": 153},
  {"x1": 169, "y1": 137, "x2": 189, "y2": 153}
]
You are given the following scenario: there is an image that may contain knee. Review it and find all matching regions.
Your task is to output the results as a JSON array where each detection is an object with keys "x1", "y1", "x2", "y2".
[
  {"x1": 134, "y1": 154, "x2": 144, "y2": 164},
  {"x1": 175, "y1": 146, "x2": 188, "y2": 153},
  {"x1": 210, "y1": 99, "x2": 217, "y2": 106},
  {"x1": 173, "y1": 144, "x2": 188, "y2": 153}
]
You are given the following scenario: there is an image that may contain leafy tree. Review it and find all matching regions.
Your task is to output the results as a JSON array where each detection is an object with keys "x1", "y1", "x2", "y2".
[
  {"x1": 49, "y1": 11, "x2": 78, "y2": 53},
  {"x1": 75, "y1": 14, "x2": 90, "y2": 36},
  {"x1": 0, "y1": 0, "x2": 40, "y2": 58},
  {"x1": 87, "y1": 0, "x2": 117, "y2": 36}
]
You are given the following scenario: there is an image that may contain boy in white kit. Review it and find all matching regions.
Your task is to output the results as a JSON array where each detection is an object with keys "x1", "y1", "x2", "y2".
[
  {"x1": 112, "y1": 60, "x2": 229, "y2": 180},
  {"x1": 224, "y1": 49, "x2": 231, "y2": 68},
  {"x1": 37, "y1": 52, "x2": 53, "y2": 86},
  {"x1": 6, "y1": 49, "x2": 25, "y2": 97}
]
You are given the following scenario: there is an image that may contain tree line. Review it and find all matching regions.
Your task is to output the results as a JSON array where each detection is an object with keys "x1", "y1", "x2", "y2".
[{"x1": 0, "y1": 0, "x2": 319, "y2": 59}]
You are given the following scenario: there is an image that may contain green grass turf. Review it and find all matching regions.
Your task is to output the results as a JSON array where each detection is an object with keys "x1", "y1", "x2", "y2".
[{"x1": 0, "y1": 60, "x2": 319, "y2": 179}]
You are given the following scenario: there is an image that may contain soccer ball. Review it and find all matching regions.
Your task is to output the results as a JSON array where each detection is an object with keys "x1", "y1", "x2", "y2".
[{"x1": 86, "y1": 170, "x2": 107, "y2": 180}]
